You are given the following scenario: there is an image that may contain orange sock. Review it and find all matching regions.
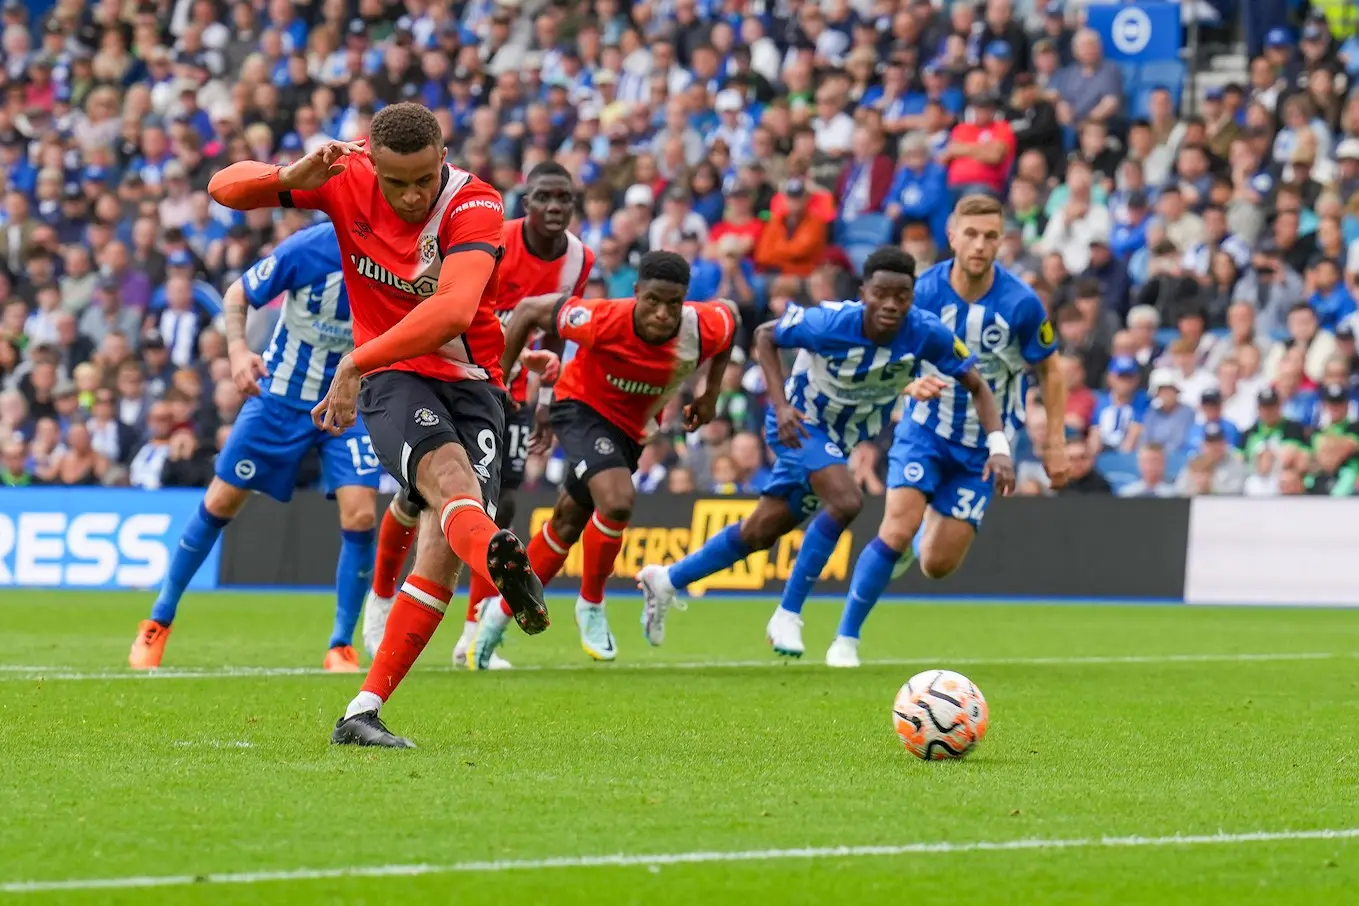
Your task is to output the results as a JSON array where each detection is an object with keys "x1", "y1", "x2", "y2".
[
  {"x1": 372, "y1": 503, "x2": 418, "y2": 598},
  {"x1": 580, "y1": 512, "x2": 626, "y2": 605},
  {"x1": 361, "y1": 575, "x2": 450, "y2": 701},
  {"x1": 439, "y1": 497, "x2": 499, "y2": 586},
  {"x1": 527, "y1": 521, "x2": 570, "y2": 585},
  {"x1": 467, "y1": 572, "x2": 496, "y2": 622}
]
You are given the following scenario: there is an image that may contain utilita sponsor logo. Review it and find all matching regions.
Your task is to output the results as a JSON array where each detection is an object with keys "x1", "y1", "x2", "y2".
[
  {"x1": 605, "y1": 374, "x2": 667, "y2": 395},
  {"x1": 349, "y1": 255, "x2": 439, "y2": 297},
  {"x1": 452, "y1": 198, "x2": 504, "y2": 216}
]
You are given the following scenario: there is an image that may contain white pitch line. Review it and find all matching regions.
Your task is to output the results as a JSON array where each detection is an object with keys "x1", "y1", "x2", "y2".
[
  {"x1": 4, "y1": 827, "x2": 1358, "y2": 894},
  {"x1": 0, "y1": 651, "x2": 1343, "y2": 682}
]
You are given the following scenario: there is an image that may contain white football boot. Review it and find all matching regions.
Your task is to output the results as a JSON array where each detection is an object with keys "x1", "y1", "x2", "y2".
[
  {"x1": 766, "y1": 607, "x2": 805, "y2": 658},
  {"x1": 576, "y1": 596, "x2": 617, "y2": 661},
  {"x1": 469, "y1": 597, "x2": 514, "y2": 671},
  {"x1": 825, "y1": 635, "x2": 861, "y2": 668},
  {"x1": 360, "y1": 588, "x2": 394, "y2": 658},
  {"x1": 453, "y1": 600, "x2": 513, "y2": 670},
  {"x1": 637, "y1": 564, "x2": 685, "y2": 647}
]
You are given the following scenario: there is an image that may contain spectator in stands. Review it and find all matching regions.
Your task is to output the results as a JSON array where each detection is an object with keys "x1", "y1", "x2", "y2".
[
  {"x1": 0, "y1": 436, "x2": 31, "y2": 486},
  {"x1": 1305, "y1": 432, "x2": 1359, "y2": 495},
  {"x1": 754, "y1": 179, "x2": 827, "y2": 279},
  {"x1": 1235, "y1": 240, "x2": 1305, "y2": 339},
  {"x1": 1118, "y1": 442, "x2": 1177, "y2": 498},
  {"x1": 1083, "y1": 230, "x2": 1131, "y2": 320},
  {"x1": 1140, "y1": 370, "x2": 1195, "y2": 455},
  {"x1": 941, "y1": 91, "x2": 1015, "y2": 199},
  {"x1": 1093, "y1": 357, "x2": 1149, "y2": 452},
  {"x1": 161, "y1": 427, "x2": 215, "y2": 488},
  {"x1": 836, "y1": 126, "x2": 894, "y2": 222},
  {"x1": 1180, "y1": 422, "x2": 1248, "y2": 495},
  {"x1": 885, "y1": 132, "x2": 949, "y2": 251},
  {"x1": 1038, "y1": 158, "x2": 1110, "y2": 274},
  {"x1": 1264, "y1": 302, "x2": 1337, "y2": 382},
  {"x1": 50, "y1": 421, "x2": 108, "y2": 487},
  {"x1": 1007, "y1": 73, "x2": 1061, "y2": 179},
  {"x1": 128, "y1": 401, "x2": 174, "y2": 490},
  {"x1": 1306, "y1": 256, "x2": 1357, "y2": 332},
  {"x1": 1059, "y1": 432, "x2": 1112, "y2": 495},
  {"x1": 1050, "y1": 29, "x2": 1122, "y2": 128}
]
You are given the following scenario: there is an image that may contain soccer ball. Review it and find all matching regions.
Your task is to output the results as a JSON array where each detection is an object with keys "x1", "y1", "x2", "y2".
[{"x1": 892, "y1": 670, "x2": 989, "y2": 760}]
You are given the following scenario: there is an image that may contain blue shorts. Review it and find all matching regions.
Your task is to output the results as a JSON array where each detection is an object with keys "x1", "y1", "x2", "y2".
[
  {"x1": 760, "y1": 421, "x2": 848, "y2": 521},
  {"x1": 888, "y1": 419, "x2": 993, "y2": 529},
  {"x1": 215, "y1": 394, "x2": 381, "y2": 503}
]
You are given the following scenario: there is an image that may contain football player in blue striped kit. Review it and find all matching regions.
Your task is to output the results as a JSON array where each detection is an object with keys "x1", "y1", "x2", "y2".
[
  {"x1": 129, "y1": 223, "x2": 381, "y2": 672},
  {"x1": 829, "y1": 195, "x2": 1070, "y2": 667},
  {"x1": 636, "y1": 247, "x2": 1014, "y2": 656}
]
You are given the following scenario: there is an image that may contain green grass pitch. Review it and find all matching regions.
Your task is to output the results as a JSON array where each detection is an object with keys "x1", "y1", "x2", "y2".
[{"x1": 3, "y1": 590, "x2": 1359, "y2": 904}]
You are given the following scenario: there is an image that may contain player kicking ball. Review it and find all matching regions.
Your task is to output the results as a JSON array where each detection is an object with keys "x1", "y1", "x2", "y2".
[
  {"x1": 479, "y1": 252, "x2": 736, "y2": 667},
  {"x1": 359, "y1": 162, "x2": 593, "y2": 671},
  {"x1": 129, "y1": 224, "x2": 380, "y2": 672},
  {"x1": 209, "y1": 103, "x2": 548, "y2": 748},
  {"x1": 637, "y1": 248, "x2": 1013, "y2": 658},
  {"x1": 828, "y1": 195, "x2": 1070, "y2": 667}
]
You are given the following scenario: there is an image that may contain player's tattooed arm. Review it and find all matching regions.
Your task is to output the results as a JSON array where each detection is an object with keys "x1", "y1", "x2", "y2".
[
  {"x1": 754, "y1": 320, "x2": 809, "y2": 448},
  {"x1": 222, "y1": 279, "x2": 267, "y2": 398},
  {"x1": 957, "y1": 368, "x2": 1016, "y2": 496},
  {"x1": 1033, "y1": 354, "x2": 1071, "y2": 489}
]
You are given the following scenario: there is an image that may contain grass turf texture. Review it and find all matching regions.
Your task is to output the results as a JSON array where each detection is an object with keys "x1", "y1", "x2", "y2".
[{"x1": 3, "y1": 591, "x2": 1359, "y2": 905}]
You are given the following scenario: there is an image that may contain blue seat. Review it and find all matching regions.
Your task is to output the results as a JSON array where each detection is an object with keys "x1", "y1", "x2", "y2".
[
  {"x1": 1138, "y1": 61, "x2": 1186, "y2": 103},
  {"x1": 1117, "y1": 61, "x2": 1141, "y2": 90},
  {"x1": 1095, "y1": 451, "x2": 1139, "y2": 492},
  {"x1": 835, "y1": 214, "x2": 895, "y2": 275},
  {"x1": 1154, "y1": 327, "x2": 1180, "y2": 347}
]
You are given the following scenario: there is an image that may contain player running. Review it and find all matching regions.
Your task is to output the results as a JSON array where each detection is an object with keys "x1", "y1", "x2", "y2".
[
  {"x1": 359, "y1": 161, "x2": 593, "y2": 670},
  {"x1": 208, "y1": 102, "x2": 548, "y2": 749},
  {"x1": 635, "y1": 248, "x2": 1013, "y2": 656},
  {"x1": 478, "y1": 251, "x2": 737, "y2": 668},
  {"x1": 828, "y1": 195, "x2": 1070, "y2": 667},
  {"x1": 128, "y1": 224, "x2": 380, "y2": 672}
]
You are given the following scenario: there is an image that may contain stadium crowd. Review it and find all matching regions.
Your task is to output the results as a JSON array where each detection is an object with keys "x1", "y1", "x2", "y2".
[{"x1": 1, "y1": 0, "x2": 1358, "y2": 499}]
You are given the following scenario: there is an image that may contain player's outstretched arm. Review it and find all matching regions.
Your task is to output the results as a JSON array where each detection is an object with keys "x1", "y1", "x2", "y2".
[
  {"x1": 753, "y1": 320, "x2": 808, "y2": 449},
  {"x1": 958, "y1": 369, "x2": 1015, "y2": 495},
  {"x1": 221, "y1": 279, "x2": 267, "y2": 397},
  {"x1": 208, "y1": 140, "x2": 365, "y2": 211},
  {"x1": 1033, "y1": 355, "x2": 1071, "y2": 488},
  {"x1": 500, "y1": 293, "x2": 564, "y2": 378}
]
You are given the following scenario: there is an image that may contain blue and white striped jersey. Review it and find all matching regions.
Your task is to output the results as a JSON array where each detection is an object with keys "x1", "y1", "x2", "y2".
[
  {"x1": 242, "y1": 224, "x2": 351, "y2": 410},
  {"x1": 909, "y1": 261, "x2": 1057, "y2": 448},
  {"x1": 773, "y1": 300, "x2": 977, "y2": 450}
]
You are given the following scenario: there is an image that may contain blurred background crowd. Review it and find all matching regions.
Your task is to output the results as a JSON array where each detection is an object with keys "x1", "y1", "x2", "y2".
[{"x1": 2, "y1": 0, "x2": 1358, "y2": 500}]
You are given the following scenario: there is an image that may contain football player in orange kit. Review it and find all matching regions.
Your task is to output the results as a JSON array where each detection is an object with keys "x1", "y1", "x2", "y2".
[
  {"x1": 470, "y1": 251, "x2": 736, "y2": 667},
  {"x1": 208, "y1": 102, "x2": 548, "y2": 748}
]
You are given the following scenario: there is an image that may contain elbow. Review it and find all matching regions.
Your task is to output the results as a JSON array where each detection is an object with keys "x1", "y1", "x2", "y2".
[{"x1": 206, "y1": 170, "x2": 235, "y2": 207}]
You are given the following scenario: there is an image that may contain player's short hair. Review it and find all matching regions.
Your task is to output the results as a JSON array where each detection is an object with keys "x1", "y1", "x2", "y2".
[
  {"x1": 637, "y1": 250, "x2": 690, "y2": 287},
  {"x1": 368, "y1": 102, "x2": 443, "y2": 155},
  {"x1": 952, "y1": 194, "x2": 1004, "y2": 220},
  {"x1": 526, "y1": 161, "x2": 573, "y2": 185},
  {"x1": 862, "y1": 247, "x2": 917, "y2": 282}
]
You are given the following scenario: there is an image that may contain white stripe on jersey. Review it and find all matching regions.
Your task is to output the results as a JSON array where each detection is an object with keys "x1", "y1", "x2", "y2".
[
  {"x1": 929, "y1": 303, "x2": 959, "y2": 440},
  {"x1": 268, "y1": 330, "x2": 302, "y2": 397},
  {"x1": 960, "y1": 302, "x2": 987, "y2": 446}
]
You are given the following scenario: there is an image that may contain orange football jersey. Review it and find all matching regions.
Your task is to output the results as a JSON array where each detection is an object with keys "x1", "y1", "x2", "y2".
[
  {"x1": 552, "y1": 296, "x2": 737, "y2": 442},
  {"x1": 496, "y1": 218, "x2": 594, "y2": 402}
]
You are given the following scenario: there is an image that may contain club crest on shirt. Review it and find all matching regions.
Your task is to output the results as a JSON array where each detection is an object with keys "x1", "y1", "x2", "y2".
[
  {"x1": 420, "y1": 234, "x2": 438, "y2": 265},
  {"x1": 413, "y1": 408, "x2": 440, "y2": 427}
]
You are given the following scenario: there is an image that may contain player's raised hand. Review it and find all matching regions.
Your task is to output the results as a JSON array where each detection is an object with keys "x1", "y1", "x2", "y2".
[
  {"x1": 982, "y1": 453, "x2": 1016, "y2": 497},
  {"x1": 903, "y1": 376, "x2": 949, "y2": 402},
  {"x1": 528, "y1": 406, "x2": 554, "y2": 454},
  {"x1": 280, "y1": 140, "x2": 366, "y2": 191},
  {"x1": 774, "y1": 402, "x2": 811, "y2": 448},
  {"x1": 311, "y1": 354, "x2": 362, "y2": 436},
  {"x1": 521, "y1": 349, "x2": 560, "y2": 385},
  {"x1": 228, "y1": 346, "x2": 268, "y2": 397},
  {"x1": 683, "y1": 396, "x2": 717, "y2": 431},
  {"x1": 1043, "y1": 443, "x2": 1071, "y2": 490}
]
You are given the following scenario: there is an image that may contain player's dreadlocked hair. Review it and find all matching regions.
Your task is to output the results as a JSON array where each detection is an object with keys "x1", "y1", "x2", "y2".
[
  {"x1": 862, "y1": 247, "x2": 917, "y2": 282},
  {"x1": 369, "y1": 102, "x2": 444, "y2": 154},
  {"x1": 637, "y1": 250, "x2": 691, "y2": 288},
  {"x1": 526, "y1": 160, "x2": 573, "y2": 184}
]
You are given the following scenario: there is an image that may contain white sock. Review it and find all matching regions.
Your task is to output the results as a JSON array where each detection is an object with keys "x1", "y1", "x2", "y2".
[
  {"x1": 834, "y1": 635, "x2": 860, "y2": 648},
  {"x1": 345, "y1": 690, "x2": 383, "y2": 719}
]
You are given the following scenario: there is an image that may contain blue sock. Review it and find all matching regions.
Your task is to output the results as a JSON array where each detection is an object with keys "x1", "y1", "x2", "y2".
[
  {"x1": 779, "y1": 511, "x2": 845, "y2": 616},
  {"x1": 330, "y1": 528, "x2": 376, "y2": 649},
  {"x1": 668, "y1": 524, "x2": 751, "y2": 591},
  {"x1": 838, "y1": 537, "x2": 904, "y2": 639},
  {"x1": 149, "y1": 503, "x2": 230, "y2": 626}
]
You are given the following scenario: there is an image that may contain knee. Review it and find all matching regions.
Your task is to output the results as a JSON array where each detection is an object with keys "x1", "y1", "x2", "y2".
[
  {"x1": 821, "y1": 494, "x2": 862, "y2": 526},
  {"x1": 918, "y1": 547, "x2": 960, "y2": 580},
  {"x1": 738, "y1": 518, "x2": 781, "y2": 551},
  {"x1": 594, "y1": 498, "x2": 634, "y2": 526},
  {"x1": 203, "y1": 480, "x2": 248, "y2": 520},
  {"x1": 877, "y1": 522, "x2": 915, "y2": 553},
  {"x1": 339, "y1": 506, "x2": 376, "y2": 533}
]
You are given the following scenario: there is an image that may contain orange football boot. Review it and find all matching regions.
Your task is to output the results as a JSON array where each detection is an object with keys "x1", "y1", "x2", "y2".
[
  {"x1": 323, "y1": 645, "x2": 361, "y2": 672},
  {"x1": 129, "y1": 620, "x2": 172, "y2": 669}
]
